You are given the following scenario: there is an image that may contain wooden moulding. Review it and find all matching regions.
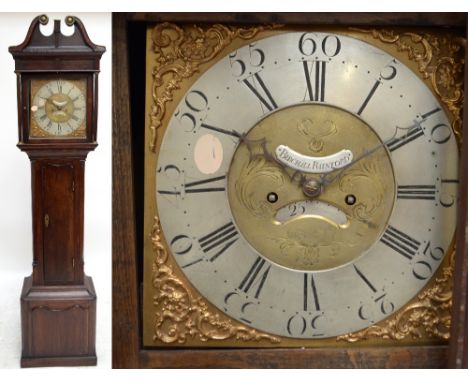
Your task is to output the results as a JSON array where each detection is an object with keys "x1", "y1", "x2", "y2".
[{"x1": 112, "y1": 12, "x2": 468, "y2": 368}]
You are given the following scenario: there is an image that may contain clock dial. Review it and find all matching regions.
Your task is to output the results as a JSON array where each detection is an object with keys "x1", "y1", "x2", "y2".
[
  {"x1": 155, "y1": 32, "x2": 458, "y2": 338},
  {"x1": 30, "y1": 78, "x2": 87, "y2": 137}
]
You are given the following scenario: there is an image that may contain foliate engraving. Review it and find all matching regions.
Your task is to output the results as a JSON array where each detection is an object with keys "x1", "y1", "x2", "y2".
[{"x1": 297, "y1": 118, "x2": 337, "y2": 153}]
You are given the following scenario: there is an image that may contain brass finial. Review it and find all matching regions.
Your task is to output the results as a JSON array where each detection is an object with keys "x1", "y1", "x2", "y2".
[
  {"x1": 65, "y1": 16, "x2": 75, "y2": 26},
  {"x1": 39, "y1": 14, "x2": 48, "y2": 25}
]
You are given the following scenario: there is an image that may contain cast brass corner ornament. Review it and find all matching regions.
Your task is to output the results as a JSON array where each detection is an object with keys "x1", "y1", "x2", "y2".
[
  {"x1": 150, "y1": 22, "x2": 282, "y2": 152},
  {"x1": 337, "y1": 249, "x2": 454, "y2": 342},
  {"x1": 151, "y1": 216, "x2": 280, "y2": 344},
  {"x1": 352, "y1": 28, "x2": 465, "y2": 144}
]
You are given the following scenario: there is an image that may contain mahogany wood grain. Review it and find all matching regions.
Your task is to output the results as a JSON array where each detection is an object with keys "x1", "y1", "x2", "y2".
[
  {"x1": 137, "y1": 346, "x2": 447, "y2": 369},
  {"x1": 125, "y1": 12, "x2": 466, "y2": 28},
  {"x1": 448, "y1": 14, "x2": 468, "y2": 369},
  {"x1": 112, "y1": 13, "x2": 140, "y2": 368}
]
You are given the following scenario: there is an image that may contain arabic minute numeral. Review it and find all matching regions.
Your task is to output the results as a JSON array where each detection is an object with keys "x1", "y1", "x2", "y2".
[
  {"x1": 358, "y1": 293, "x2": 395, "y2": 321},
  {"x1": 439, "y1": 179, "x2": 459, "y2": 208},
  {"x1": 298, "y1": 33, "x2": 341, "y2": 57},
  {"x1": 412, "y1": 242, "x2": 446, "y2": 281},
  {"x1": 229, "y1": 43, "x2": 265, "y2": 78},
  {"x1": 286, "y1": 312, "x2": 324, "y2": 337},
  {"x1": 357, "y1": 61, "x2": 397, "y2": 116},
  {"x1": 170, "y1": 234, "x2": 193, "y2": 256},
  {"x1": 175, "y1": 89, "x2": 209, "y2": 132}
]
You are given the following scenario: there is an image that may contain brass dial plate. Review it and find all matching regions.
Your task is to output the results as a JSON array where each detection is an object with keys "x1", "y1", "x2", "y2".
[
  {"x1": 143, "y1": 25, "x2": 463, "y2": 346},
  {"x1": 228, "y1": 103, "x2": 395, "y2": 271},
  {"x1": 29, "y1": 78, "x2": 87, "y2": 138}
]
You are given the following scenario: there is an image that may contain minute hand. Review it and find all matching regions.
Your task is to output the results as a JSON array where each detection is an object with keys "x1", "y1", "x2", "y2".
[{"x1": 319, "y1": 122, "x2": 422, "y2": 187}]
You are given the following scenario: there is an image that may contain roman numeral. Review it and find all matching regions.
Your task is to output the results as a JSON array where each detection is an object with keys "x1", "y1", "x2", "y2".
[
  {"x1": 357, "y1": 80, "x2": 380, "y2": 115},
  {"x1": 71, "y1": 114, "x2": 80, "y2": 122},
  {"x1": 380, "y1": 225, "x2": 420, "y2": 260},
  {"x1": 238, "y1": 256, "x2": 271, "y2": 299},
  {"x1": 303, "y1": 60, "x2": 327, "y2": 102},
  {"x1": 157, "y1": 175, "x2": 226, "y2": 197},
  {"x1": 198, "y1": 221, "x2": 239, "y2": 262},
  {"x1": 185, "y1": 175, "x2": 226, "y2": 193},
  {"x1": 157, "y1": 189, "x2": 180, "y2": 196},
  {"x1": 303, "y1": 273, "x2": 320, "y2": 311},
  {"x1": 386, "y1": 125, "x2": 424, "y2": 152},
  {"x1": 397, "y1": 185, "x2": 436, "y2": 200},
  {"x1": 421, "y1": 107, "x2": 441, "y2": 120},
  {"x1": 200, "y1": 123, "x2": 240, "y2": 138},
  {"x1": 57, "y1": 79, "x2": 63, "y2": 93},
  {"x1": 353, "y1": 265, "x2": 377, "y2": 293},
  {"x1": 242, "y1": 73, "x2": 278, "y2": 112}
]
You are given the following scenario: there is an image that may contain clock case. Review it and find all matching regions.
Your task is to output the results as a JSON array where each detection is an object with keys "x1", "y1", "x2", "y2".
[
  {"x1": 113, "y1": 13, "x2": 468, "y2": 368},
  {"x1": 9, "y1": 15, "x2": 105, "y2": 367}
]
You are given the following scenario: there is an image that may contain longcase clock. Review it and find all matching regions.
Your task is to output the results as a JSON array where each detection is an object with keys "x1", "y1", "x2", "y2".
[{"x1": 9, "y1": 15, "x2": 105, "y2": 368}]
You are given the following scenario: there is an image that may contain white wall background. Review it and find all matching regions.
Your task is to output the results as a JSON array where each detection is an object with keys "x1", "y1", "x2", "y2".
[{"x1": 0, "y1": 13, "x2": 112, "y2": 368}]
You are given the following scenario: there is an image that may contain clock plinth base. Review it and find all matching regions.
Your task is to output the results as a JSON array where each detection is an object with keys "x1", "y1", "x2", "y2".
[
  {"x1": 21, "y1": 354, "x2": 97, "y2": 368},
  {"x1": 20, "y1": 275, "x2": 97, "y2": 368}
]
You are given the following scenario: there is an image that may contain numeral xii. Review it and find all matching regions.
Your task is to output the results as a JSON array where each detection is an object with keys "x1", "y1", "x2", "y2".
[{"x1": 303, "y1": 60, "x2": 327, "y2": 102}]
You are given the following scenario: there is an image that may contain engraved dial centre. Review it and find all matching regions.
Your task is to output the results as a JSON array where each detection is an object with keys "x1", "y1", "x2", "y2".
[
  {"x1": 227, "y1": 103, "x2": 396, "y2": 271},
  {"x1": 45, "y1": 93, "x2": 75, "y2": 123}
]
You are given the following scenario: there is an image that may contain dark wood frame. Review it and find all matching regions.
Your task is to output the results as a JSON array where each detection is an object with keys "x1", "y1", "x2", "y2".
[{"x1": 113, "y1": 12, "x2": 468, "y2": 368}]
